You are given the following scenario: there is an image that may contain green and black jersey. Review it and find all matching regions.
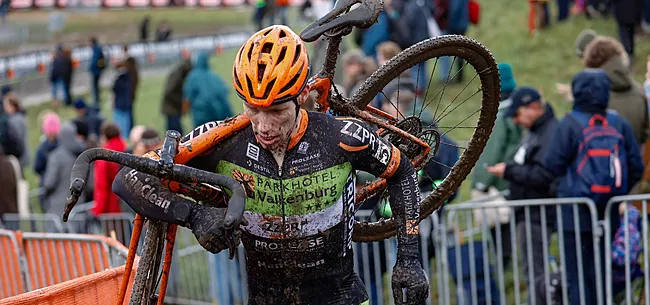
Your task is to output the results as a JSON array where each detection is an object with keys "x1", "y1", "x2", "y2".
[{"x1": 114, "y1": 110, "x2": 421, "y2": 305}]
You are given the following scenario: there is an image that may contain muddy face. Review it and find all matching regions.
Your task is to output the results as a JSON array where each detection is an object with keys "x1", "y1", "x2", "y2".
[{"x1": 244, "y1": 101, "x2": 297, "y2": 154}]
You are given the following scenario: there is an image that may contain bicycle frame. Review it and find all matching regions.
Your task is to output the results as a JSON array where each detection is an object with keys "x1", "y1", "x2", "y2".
[{"x1": 115, "y1": 27, "x2": 435, "y2": 305}]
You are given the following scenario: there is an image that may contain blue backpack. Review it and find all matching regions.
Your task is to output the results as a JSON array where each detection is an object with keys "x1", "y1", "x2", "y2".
[{"x1": 567, "y1": 110, "x2": 628, "y2": 203}]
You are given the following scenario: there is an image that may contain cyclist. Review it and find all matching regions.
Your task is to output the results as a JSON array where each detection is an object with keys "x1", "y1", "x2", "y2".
[{"x1": 113, "y1": 25, "x2": 428, "y2": 305}]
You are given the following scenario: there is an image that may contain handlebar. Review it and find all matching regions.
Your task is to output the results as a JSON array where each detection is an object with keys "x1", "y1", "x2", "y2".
[{"x1": 63, "y1": 130, "x2": 247, "y2": 258}]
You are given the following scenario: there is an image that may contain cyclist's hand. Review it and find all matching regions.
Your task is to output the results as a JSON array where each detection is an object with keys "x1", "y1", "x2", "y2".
[
  {"x1": 188, "y1": 204, "x2": 245, "y2": 253},
  {"x1": 391, "y1": 254, "x2": 429, "y2": 305}
]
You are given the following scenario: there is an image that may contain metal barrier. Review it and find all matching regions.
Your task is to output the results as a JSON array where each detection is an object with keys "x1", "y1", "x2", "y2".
[
  {"x1": 603, "y1": 194, "x2": 650, "y2": 305},
  {"x1": 440, "y1": 197, "x2": 603, "y2": 305},
  {"x1": 0, "y1": 229, "x2": 129, "y2": 299},
  {"x1": 0, "y1": 229, "x2": 28, "y2": 299},
  {"x1": 1, "y1": 213, "x2": 64, "y2": 233}
]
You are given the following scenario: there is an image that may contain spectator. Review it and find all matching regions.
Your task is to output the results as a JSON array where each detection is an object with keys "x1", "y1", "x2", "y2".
[
  {"x1": 155, "y1": 20, "x2": 172, "y2": 42},
  {"x1": 544, "y1": 69, "x2": 644, "y2": 305},
  {"x1": 613, "y1": 0, "x2": 638, "y2": 59},
  {"x1": 3, "y1": 93, "x2": 29, "y2": 168},
  {"x1": 438, "y1": 0, "x2": 469, "y2": 83},
  {"x1": 252, "y1": 0, "x2": 268, "y2": 30},
  {"x1": 273, "y1": 0, "x2": 289, "y2": 25},
  {"x1": 162, "y1": 58, "x2": 192, "y2": 135},
  {"x1": 43, "y1": 121, "x2": 89, "y2": 215},
  {"x1": 33, "y1": 112, "x2": 60, "y2": 211},
  {"x1": 583, "y1": 36, "x2": 649, "y2": 147},
  {"x1": 127, "y1": 125, "x2": 146, "y2": 153},
  {"x1": 140, "y1": 16, "x2": 150, "y2": 42},
  {"x1": 92, "y1": 122, "x2": 126, "y2": 216},
  {"x1": 0, "y1": 0, "x2": 9, "y2": 25},
  {"x1": 0, "y1": 148, "x2": 17, "y2": 218},
  {"x1": 183, "y1": 51, "x2": 233, "y2": 127},
  {"x1": 50, "y1": 44, "x2": 73, "y2": 107},
  {"x1": 355, "y1": 0, "x2": 393, "y2": 58},
  {"x1": 611, "y1": 204, "x2": 643, "y2": 296},
  {"x1": 471, "y1": 62, "x2": 522, "y2": 267},
  {"x1": 133, "y1": 128, "x2": 163, "y2": 156},
  {"x1": 487, "y1": 86, "x2": 557, "y2": 300},
  {"x1": 72, "y1": 98, "x2": 105, "y2": 141},
  {"x1": 89, "y1": 37, "x2": 107, "y2": 106},
  {"x1": 556, "y1": 29, "x2": 598, "y2": 101},
  {"x1": 0, "y1": 86, "x2": 24, "y2": 161},
  {"x1": 112, "y1": 57, "x2": 137, "y2": 139},
  {"x1": 341, "y1": 49, "x2": 370, "y2": 98}
]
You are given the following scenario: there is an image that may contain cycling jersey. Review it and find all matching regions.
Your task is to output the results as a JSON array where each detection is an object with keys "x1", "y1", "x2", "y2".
[{"x1": 113, "y1": 109, "x2": 421, "y2": 305}]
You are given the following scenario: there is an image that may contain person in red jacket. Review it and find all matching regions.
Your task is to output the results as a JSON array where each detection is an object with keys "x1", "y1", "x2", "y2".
[{"x1": 92, "y1": 122, "x2": 126, "y2": 216}]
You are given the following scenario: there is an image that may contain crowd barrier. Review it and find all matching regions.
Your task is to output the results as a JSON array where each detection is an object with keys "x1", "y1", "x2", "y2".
[
  {"x1": 7, "y1": 193, "x2": 650, "y2": 305},
  {"x1": 0, "y1": 229, "x2": 132, "y2": 300},
  {"x1": 0, "y1": 31, "x2": 252, "y2": 84}
]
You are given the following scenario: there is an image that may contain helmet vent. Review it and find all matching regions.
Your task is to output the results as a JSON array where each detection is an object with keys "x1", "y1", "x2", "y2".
[
  {"x1": 247, "y1": 45, "x2": 253, "y2": 60},
  {"x1": 279, "y1": 30, "x2": 287, "y2": 38},
  {"x1": 262, "y1": 42, "x2": 274, "y2": 54},
  {"x1": 257, "y1": 64, "x2": 266, "y2": 82},
  {"x1": 292, "y1": 45, "x2": 301, "y2": 65},
  {"x1": 246, "y1": 75, "x2": 255, "y2": 98},
  {"x1": 277, "y1": 47, "x2": 287, "y2": 64},
  {"x1": 262, "y1": 78, "x2": 276, "y2": 100}
]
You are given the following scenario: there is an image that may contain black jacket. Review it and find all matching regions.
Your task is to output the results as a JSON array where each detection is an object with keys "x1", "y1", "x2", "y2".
[
  {"x1": 613, "y1": 0, "x2": 641, "y2": 25},
  {"x1": 504, "y1": 103, "x2": 558, "y2": 224}
]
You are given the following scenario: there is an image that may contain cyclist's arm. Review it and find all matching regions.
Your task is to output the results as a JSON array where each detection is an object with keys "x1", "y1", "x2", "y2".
[
  {"x1": 334, "y1": 118, "x2": 420, "y2": 252},
  {"x1": 112, "y1": 122, "x2": 230, "y2": 221}
]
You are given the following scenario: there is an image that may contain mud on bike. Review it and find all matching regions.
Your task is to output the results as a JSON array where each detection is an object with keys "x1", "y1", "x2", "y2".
[{"x1": 61, "y1": 0, "x2": 501, "y2": 303}]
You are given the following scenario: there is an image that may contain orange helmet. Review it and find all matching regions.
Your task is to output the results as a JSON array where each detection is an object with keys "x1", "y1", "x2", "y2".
[{"x1": 233, "y1": 25, "x2": 310, "y2": 107}]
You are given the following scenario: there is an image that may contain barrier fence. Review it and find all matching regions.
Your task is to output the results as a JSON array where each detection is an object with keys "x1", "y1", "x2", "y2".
[
  {"x1": 0, "y1": 229, "x2": 130, "y2": 299},
  {"x1": 0, "y1": 31, "x2": 252, "y2": 84},
  {"x1": 5, "y1": 194, "x2": 650, "y2": 304}
]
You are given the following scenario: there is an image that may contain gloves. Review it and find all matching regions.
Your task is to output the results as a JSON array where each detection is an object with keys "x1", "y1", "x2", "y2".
[
  {"x1": 188, "y1": 204, "x2": 244, "y2": 254},
  {"x1": 391, "y1": 247, "x2": 429, "y2": 305}
]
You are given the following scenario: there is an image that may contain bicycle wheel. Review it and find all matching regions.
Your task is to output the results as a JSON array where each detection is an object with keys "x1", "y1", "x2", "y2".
[
  {"x1": 130, "y1": 219, "x2": 167, "y2": 305},
  {"x1": 348, "y1": 35, "x2": 500, "y2": 242}
]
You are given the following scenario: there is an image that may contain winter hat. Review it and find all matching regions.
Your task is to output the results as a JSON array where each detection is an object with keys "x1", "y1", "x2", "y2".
[
  {"x1": 73, "y1": 98, "x2": 87, "y2": 110},
  {"x1": 575, "y1": 29, "x2": 597, "y2": 58},
  {"x1": 42, "y1": 112, "x2": 61, "y2": 136},
  {"x1": 498, "y1": 63, "x2": 516, "y2": 93}
]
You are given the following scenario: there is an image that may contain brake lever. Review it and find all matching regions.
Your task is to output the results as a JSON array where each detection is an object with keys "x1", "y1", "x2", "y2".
[{"x1": 225, "y1": 218, "x2": 249, "y2": 259}]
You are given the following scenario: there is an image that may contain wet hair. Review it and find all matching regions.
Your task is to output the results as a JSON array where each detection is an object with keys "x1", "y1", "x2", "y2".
[
  {"x1": 583, "y1": 36, "x2": 627, "y2": 68},
  {"x1": 101, "y1": 122, "x2": 121, "y2": 140}
]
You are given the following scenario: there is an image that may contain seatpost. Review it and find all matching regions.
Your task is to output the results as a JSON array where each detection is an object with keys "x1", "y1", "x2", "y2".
[{"x1": 321, "y1": 34, "x2": 343, "y2": 80}]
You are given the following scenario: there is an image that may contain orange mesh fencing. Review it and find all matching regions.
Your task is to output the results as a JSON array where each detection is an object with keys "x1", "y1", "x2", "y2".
[
  {"x1": 0, "y1": 229, "x2": 136, "y2": 303},
  {"x1": 0, "y1": 263, "x2": 138, "y2": 305},
  {"x1": 0, "y1": 230, "x2": 27, "y2": 299},
  {"x1": 20, "y1": 232, "x2": 113, "y2": 290}
]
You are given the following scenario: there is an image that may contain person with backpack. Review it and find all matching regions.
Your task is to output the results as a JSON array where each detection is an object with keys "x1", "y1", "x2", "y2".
[
  {"x1": 544, "y1": 69, "x2": 645, "y2": 305},
  {"x1": 89, "y1": 37, "x2": 107, "y2": 107}
]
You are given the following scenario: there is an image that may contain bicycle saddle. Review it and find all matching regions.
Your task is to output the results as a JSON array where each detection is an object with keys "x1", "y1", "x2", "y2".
[{"x1": 299, "y1": 0, "x2": 384, "y2": 42}]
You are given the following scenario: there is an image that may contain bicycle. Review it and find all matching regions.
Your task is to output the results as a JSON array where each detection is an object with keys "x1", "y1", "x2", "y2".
[{"x1": 62, "y1": 0, "x2": 500, "y2": 303}]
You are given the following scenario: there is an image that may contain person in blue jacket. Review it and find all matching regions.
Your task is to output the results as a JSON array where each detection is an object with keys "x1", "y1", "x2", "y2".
[
  {"x1": 544, "y1": 69, "x2": 644, "y2": 305},
  {"x1": 183, "y1": 51, "x2": 233, "y2": 127},
  {"x1": 88, "y1": 37, "x2": 107, "y2": 106}
]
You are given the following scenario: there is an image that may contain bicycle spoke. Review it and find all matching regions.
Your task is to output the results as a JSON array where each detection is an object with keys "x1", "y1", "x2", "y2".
[
  {"x1": 379, "y1": 90, "x2": 406, "y2": 120},
  {"x1": 436, "y1": 62, "x2": 475, "y2": 118},
  {"x1": 427, "y1": 158, "x2": 454, "y2": 170},
  {"x1": 430, "y1": 56, "x2": 457, "y2": 119},
  {"x1": 436, "y1": 126, "x2": 478, "y2": 129},
  {"x1": 440, "y1": 141, "x2": 468, "y2": 150},
  {"x1": 420, "y1": 58, "x2": 440, "y2": 116},
  {"x1": 440, "y1": 107, "x2": 482, "y2": 138},
  {"x1": 436, "y1": 87, "x2": 482, "y2": 123}
]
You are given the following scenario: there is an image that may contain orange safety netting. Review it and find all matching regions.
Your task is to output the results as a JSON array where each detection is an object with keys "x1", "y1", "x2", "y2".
[{"x1": 0, "y1": 264, "x2": 137, "y2": 305}]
